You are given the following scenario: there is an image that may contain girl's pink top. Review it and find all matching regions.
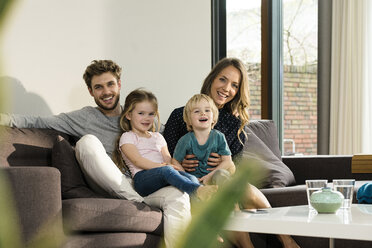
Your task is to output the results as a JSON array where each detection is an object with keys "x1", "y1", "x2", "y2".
[{"x1": 119, "y1": 131, "x2": 167, "y2": 177}]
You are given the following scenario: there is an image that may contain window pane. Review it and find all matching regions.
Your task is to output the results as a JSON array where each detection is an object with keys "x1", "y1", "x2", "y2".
[
  {"x1": 283, "y1": 0, "x2": 318, "y2": 155},
  {"x1": 226, "y1": 0, "x2": 261, "y2": 120}
]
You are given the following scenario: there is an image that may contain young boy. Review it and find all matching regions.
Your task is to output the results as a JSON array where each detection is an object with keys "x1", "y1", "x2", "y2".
[{"x1": 172, "y1": 94, "x2": 235, "y2": 186}]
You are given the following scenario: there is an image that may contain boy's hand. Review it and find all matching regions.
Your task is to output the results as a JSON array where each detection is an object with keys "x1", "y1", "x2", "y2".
[
  {"x1": 207, "y1": 153, "x2": 222, "y2": 170},
  {"x1": 182, "y1": 154, "x2": 199, "y2": 172}
]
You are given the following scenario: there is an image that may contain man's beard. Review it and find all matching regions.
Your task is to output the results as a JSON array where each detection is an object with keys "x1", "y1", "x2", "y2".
[{"x1": 95, "y1": 94, "x2": 120, "y2": 111}]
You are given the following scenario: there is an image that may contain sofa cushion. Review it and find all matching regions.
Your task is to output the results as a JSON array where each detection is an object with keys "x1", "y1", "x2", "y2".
[
  {"x1": 63, "y1": 233, "x2": 161, "y2": 248},
  {"x1": 247, "y1": 120, "x2": 281, "y2": 160},
  {"x1": 235, "y1": 126, "x2": 296, "y2": 188},
  {"x1": 62, "y1": 198, "x2": 163, "y2": 235},
  {"x1": 52, "y1": 135, "x2": 101, "y2": 199}
]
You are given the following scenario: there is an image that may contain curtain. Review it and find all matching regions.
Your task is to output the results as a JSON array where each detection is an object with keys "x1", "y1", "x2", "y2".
[
  {"x1": 329, "y1": 0, "x2": 368, "y2": 154},
  {"x1": 363, "y1": 0, "x2": 372, "y2": 153}
]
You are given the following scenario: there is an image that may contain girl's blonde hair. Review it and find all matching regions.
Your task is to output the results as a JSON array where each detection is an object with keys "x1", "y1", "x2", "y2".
[
  {"x1": 183, "y1": 94, "x2": 219, "y2": 131},
  {"x1": 200, "y1": 57, "x2": 250, "y2": 143},
  {"x1": 112, "y1": 88, "x2": 160, "y2": 173}
]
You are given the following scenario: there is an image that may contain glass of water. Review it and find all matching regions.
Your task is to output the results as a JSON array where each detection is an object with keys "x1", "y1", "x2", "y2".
[
  {"x1": 333, "y1": 179, "x2": 355, "y2": 209},
  {"x1": 305, "y1": 179, "x2": 328, "y2": 209}
]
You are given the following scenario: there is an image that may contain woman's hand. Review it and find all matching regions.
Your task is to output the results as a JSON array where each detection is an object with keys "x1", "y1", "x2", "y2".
[
  {"x1": 181, "y1": 154, "x2": 199, "y2": 172},
  {"x1": 207, "y1": 152, "x2": 222, "y2": 170}
]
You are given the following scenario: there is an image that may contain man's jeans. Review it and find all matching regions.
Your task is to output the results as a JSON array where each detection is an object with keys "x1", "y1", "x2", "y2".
[
  {"x1": 134, "y1": 166, "x2": 200, "y2": 196},
  {"x1": 75, "y1": 134, "x2": 191, "y2": 248}
]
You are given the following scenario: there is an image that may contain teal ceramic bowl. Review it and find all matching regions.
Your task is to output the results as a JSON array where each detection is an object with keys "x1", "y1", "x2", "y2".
[{"x1": 310, "y1": 187, "x2": 344, "y2": 213}]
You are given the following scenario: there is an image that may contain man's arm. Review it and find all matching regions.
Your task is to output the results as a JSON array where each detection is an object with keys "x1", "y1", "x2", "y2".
[
  {"x1": 0, "y1": 113, "x2": 11, "y2": 126},
  {"x1": 2, "y1": 107, "x2": 98, "y2": 138}
]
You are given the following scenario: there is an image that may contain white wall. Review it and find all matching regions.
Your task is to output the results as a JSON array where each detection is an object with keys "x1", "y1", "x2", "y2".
[{"x1": 1, "y1": 0, "x2": 211, "y2": 123}]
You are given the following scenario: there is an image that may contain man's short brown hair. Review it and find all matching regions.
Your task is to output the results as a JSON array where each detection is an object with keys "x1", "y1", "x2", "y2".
[{"x1": 83, "y1": 60, "x2": 122, "y2": 88}]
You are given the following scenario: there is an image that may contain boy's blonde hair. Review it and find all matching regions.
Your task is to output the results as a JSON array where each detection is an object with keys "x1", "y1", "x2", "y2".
[{"x1": 183, "y1": 94, "x2": 219, "y2": 131}]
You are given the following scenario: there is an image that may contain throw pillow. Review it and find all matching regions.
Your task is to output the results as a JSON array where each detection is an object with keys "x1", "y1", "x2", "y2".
[
  {"x1": 234, "y1": 126, "x2": 296, "y2": 188},
  {"x1": 52, "y1": 135, "x2": 101, "y2": 199}
]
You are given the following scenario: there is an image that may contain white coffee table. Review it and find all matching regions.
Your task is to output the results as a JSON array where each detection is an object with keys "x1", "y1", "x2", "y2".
[{"x1": 225, "y1": 204, "x2": 372, "y2": 248}]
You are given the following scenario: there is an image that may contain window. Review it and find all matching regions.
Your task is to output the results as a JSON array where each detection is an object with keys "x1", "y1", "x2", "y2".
[
  {"x1": 226, "y1": 0, "x2": 261, "y2": 120},
  {"x1": 282, "y1": 0, "x2": 317, "y2": 155},
  {"x1": 222, "y1": 0, "x2": 318, "y2": 155}
]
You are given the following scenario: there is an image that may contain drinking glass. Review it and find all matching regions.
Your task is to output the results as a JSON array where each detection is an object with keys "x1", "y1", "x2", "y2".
[
  {"x1": 305, "y1": 179, "x2": 328, "y2": 209},
  {"x1": 333, "y1": 179, "x2": 355, "y2": 209}
]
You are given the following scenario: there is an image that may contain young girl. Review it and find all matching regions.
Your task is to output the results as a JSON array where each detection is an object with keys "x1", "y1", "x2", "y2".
[
  {"x1": 114, "y1": 89, "x2": 217, "y2": 200},
  {"x1": 172, "y1": 94, "x2": 236, "y2": 186}
]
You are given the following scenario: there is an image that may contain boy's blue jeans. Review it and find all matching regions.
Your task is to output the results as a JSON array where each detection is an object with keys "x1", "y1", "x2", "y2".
[{"x1": 133, "y1": 165, "x2": 200, "y2": 197}]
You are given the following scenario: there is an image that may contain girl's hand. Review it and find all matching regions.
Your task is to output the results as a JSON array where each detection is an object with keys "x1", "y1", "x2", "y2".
[
  {"x1": 181, "y1": 154, "x2": 199, "y2": 172},
  {"x1": 171, "y1": 163, "x2": 185, "y2": 171},
  {"x1": 207, "y1": 153, "x2": 222, "y2": 170}
]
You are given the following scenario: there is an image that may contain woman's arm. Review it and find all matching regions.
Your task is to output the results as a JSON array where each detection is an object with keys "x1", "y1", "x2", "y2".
[
  {"x1": 121, "y1": 144, "x2": 165, "y2": 170},
  {"x1": 218, "y1": 155, "x2": 236, "y2": 174},
  {"x1": 200, "y1": 155, "x2": 235, "y2": 184}
]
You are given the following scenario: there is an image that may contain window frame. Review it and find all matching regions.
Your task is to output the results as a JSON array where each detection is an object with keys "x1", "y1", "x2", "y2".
[{"x1": 212, "y1": 0, "x2": 284, "y2": 151}]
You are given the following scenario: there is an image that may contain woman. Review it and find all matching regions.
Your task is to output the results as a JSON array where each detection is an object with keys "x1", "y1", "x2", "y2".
[{"x1": 163, "y1": 57, "x2": 299, "y2": 248}]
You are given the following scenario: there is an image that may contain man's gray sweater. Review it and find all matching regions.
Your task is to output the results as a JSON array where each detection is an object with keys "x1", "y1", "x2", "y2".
[{"x1": 10, "y1": 106, "x2": 121, "y2": 157}]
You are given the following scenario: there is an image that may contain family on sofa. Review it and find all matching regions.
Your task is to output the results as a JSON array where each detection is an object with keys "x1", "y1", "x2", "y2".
[{"x1": 0, "y1": 58, "x2": 302, "y2": 248}]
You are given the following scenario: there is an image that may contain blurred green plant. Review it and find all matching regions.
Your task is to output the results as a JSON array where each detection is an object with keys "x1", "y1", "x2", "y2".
[
  {"x1": 174, "y1": 160, "x2": 262, "y2": 248},
  {"x1": 0, "y1": 0, "x2": 15, "y2": 114},
  {"x1": 0, "y1": 170, "x2": 66, "y2": 248},
  {"x1": 0, "y1": 0, "x2": 18, "y2": 244},
  {"x1": 0, "y1": 1, "x2": 66, "y2": 248},
  {"x1": 0, "y1": 170, "x2": 23, "y2": 248}
]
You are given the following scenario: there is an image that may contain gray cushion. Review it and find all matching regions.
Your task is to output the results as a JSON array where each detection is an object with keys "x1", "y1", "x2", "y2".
[
  {"x1": 62, "y1": 198, "x2": 163, "y2": 234},
  {"x1": 247, "y1": 120, "x2": 281, "y2": 159},
  {"x1": 52, "y1": 135, "x2": 101, "y2": 199},
  {"x1": 235, "y1": 126, "x2": 296, "y2": 188}
]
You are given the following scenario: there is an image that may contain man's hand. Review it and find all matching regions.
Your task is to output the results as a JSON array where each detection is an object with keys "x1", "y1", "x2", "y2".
[
  {"x1": 181, "y1": 154, "x2": 199, "y2": 172},
  {"x1": 0, "y1": 113, "x2": 11, "y2": 126},
  {"x1": 207, "y1": 152, "x2": 222, "y2": 170}
]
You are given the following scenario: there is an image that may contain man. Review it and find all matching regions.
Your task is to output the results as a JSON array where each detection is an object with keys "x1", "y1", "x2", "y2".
[{"x1": 0, "y1": 60, "x2": 190, "y2": 248}]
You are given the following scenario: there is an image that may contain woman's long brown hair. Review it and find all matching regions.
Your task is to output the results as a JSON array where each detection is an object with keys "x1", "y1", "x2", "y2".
[{"x1": 200, "y1": 57, "x2": 250, "y2": 143}]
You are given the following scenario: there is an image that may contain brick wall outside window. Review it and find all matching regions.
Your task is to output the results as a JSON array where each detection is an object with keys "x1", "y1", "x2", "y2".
[{"x1": 247, "y1": 63, "x2": 317, "y2": 155}]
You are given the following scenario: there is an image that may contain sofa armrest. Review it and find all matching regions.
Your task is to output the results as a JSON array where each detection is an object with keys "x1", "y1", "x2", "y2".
[
  {"x1": 283, "y1": 155, "x2": 372, "y2": 185},
  {"x1": 1, "y1": 166, "x2": 63, "y2": 243},
  {"x1": 261, "y1": 185, "x2": 308, "y2": 207}
]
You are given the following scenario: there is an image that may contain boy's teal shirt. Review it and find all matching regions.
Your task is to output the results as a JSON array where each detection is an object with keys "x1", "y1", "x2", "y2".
[{"x1": 173, "y1": 129, "x2": 231, "y2": 178}]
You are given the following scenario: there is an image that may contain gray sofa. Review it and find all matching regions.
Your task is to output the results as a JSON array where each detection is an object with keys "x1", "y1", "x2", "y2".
[
  {"x1": 0, "y1": 120, "x2": 371, "y2": 248},
  {"x1": 0, "y1": 127, "x2": 163, "y2": 248}
]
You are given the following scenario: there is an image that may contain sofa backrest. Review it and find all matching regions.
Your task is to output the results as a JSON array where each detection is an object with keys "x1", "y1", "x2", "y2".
[
  {"x1": 0, "y1": 126, "x2": 73, "y2": 167},
  {"x1": 0, "y1": 120, "x2": 282, "y2": 168}
]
